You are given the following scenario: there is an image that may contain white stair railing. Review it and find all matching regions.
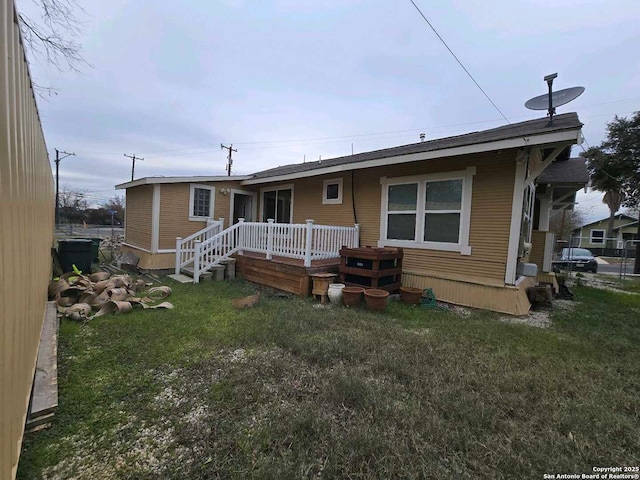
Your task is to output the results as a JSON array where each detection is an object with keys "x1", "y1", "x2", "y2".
[
  {"x1": 175, "y1": 218, "x2": 224, "y2": 275},
  {"x1": 192, "y1": 221, "x2": 244, "y2": 282}
]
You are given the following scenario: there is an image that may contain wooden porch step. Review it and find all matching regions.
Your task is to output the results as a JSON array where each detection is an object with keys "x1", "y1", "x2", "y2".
[{"x1": 26, "y1": 301, "x2": 58, "y2": 431}]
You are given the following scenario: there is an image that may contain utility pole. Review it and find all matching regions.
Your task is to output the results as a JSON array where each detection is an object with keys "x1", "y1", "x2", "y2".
[
  {"x1": 221, "y1": 144, "x2": 237, "y2": 176},
  {"x1": 124, "y1": 154, "x2": 144, "y2": 181},
  {"x1": 54, "y1": 148, "x2": 75, "y2": 227}
]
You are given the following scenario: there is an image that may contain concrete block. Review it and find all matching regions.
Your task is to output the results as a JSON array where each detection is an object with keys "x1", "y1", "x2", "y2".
[
  {"x1": 219, "y1": 258, "x2": 236, "y2": 280},
  {"x1": 209, "y1": 265, "x2": 225, "y2": 282}
]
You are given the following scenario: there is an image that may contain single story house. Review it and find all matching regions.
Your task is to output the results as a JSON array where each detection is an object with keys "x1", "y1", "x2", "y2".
[
  {"x1": 574, "y1": 213, "x2": 638, "y2": 254},
  {"x1": 116, "y1": 113, "x2": 585, "y2": 315}
]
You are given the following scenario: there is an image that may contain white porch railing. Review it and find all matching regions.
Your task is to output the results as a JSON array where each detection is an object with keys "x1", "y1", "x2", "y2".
[
  {"x1": 178, "y1": 219, "x2": 359, "y2": 283},
  {"x1": 175, "y1": 218, "x2": 224, "y2": 275}
]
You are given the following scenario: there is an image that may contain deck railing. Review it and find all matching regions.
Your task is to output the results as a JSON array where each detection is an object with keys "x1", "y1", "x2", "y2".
[
  {"x1": 179, "y1": 219, "x2": 359, "y2": 282},
  {"x1": 175, "y1": 218, "x2": 224, "y2": 274}
]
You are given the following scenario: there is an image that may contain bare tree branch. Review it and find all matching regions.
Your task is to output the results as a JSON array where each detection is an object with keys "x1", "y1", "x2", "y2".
[{"x1": 18, "y1": 0, "x2": 91, "y2": 73}]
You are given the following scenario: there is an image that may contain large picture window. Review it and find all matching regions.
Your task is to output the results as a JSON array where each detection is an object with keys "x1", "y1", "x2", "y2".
[
  {"x1": 189, "y1": 184, "x2": 215, "y2": 221},
  {"x1": 261, "y1": 186, "x2": 293, "y2": 223},
  {"x1": 380, "y1": 168, "x2": 475, "y2": 255}
]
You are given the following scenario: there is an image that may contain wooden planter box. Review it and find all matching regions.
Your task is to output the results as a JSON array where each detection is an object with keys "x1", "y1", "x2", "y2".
[{"x1": 338, "y1": 247, "x2": 403, "y2": 292}]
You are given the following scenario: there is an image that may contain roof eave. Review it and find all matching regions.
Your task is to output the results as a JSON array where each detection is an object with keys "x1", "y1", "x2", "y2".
[
  {"x1": 116, "y1": 175, "x2": 252, "y2": 190},
  {"x1": 241, "y1": 127, "x2": 582, "y2": 186}
]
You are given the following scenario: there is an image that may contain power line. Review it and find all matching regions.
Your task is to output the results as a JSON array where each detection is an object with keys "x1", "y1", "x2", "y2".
[
  {"x1": 407, "y1": 0, "x2": 513, "y2": 127},
  {"x1": 66, "y1": 105, "x2": 639, "y2": 159}
]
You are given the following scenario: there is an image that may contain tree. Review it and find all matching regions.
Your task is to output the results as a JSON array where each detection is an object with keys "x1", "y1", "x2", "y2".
[
  {"x1": 58, "y1": 187, "x2": 88, "y2": 224},
  {"x1": 17, "y1": 0, "x2": 89, "y2": 94},
  {"x1": 582, "y1": 111, "x2": 640, "y2": 272},
  {"x1": 602, "y1": 190, "x2": 623, "y2": 249},
  {"x1": 549, "y1": 209, "x2": 584, "y2": 243},
  {"x1": 101, "y1": 196, "x2": 125, "y2": 225}
]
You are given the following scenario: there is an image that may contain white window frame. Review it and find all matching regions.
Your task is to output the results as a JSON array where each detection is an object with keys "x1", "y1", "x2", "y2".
[
  {"x1": 322, "y1": 178, "x2": 343, "y2": 205},
  {"x1": 590, "y1": 229, "x2": 605, "y2": 244},
  {"x1": 378, "y1": 167, "x2": 475, "y2": 255},
  {"x1": 189, "y1": 184, "x2": 215, "y2": 221},
  {"x1": 259, "y1": 184, "x2": 294, "y2": 223}
]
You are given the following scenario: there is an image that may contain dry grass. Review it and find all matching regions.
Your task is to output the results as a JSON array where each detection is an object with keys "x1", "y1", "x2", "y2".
[{"x1": 18, "y1": 279, "x2": 640, "y2": 479}]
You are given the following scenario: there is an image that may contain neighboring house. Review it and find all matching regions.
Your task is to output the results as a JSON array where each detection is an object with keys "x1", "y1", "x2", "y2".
[
  {"x1": 117, "y1": 113, "x2": 584, "y2": 315},
  {"x1": 574, "y1": 213, "x2": 639, "y2": 253},
  {"x1": 1, "y1": 1, "x2": 54, "y2": 479}
]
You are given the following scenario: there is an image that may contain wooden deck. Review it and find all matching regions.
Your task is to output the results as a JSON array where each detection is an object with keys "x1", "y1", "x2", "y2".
[{"x1": 234, "y1": 252, "x2": 340, "y2": 296}]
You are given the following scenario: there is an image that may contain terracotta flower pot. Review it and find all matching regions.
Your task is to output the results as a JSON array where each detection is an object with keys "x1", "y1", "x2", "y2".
[
  {"x1": 342, "y1": 286, "x2": 365, "y2": 307},
  {"x1": 399, "y1": 286, "x2": 423, "y2": 305},
  {"x1": 364, "y1": 288, "x2": 389, "y2": 311}
]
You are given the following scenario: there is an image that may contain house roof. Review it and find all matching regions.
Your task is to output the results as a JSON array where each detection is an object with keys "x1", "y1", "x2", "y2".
[
  {"x1": 577, "y1": 213, "x2": 638, "y2": 230},
  {"x1": 245, "y1": 112, "x2": 582, "y2": 183},
  {"x1": 614, "y1": 220, "x2": 638, "y2": 231},
  {"x1": 115, "y1": 175, "x2": 252, "y2": 190},
  {"x1": 536, "y1": 157, "x2": 589, "y2": 185},
  {"x1": 115, "y1": 113, "x2": 583, "y2": 189}
]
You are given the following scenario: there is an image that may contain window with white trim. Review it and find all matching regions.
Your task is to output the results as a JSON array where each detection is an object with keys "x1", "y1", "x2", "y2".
[
  {"x1": 189, "y1": 184, "x2": 215, "y2": 221},
  {"x1": 590, "y1": 229, "x2": 605, "y2": 244},
  {"x1": 380, "y1": 168, "x2": 475, "y2": 255},
  {"x1": 322, "y1": 178, "x2": 343, "y2": 205},
  {"x1": 261, "y1": 185, "x2": 293, "y2": 223}
]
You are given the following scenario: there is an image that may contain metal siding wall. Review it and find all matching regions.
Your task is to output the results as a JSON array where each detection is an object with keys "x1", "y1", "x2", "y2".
[
  {"x1": 158, "y1": 183, "x2": 191, "y2": 250},
  {"x1": 157, "y1": 181, "x2": 244, "y2": 250},
  {"x1": 125, "y1": 185, "x2": 153, "y2": 250},
  {"x1": 290, "y1": 174, "x2": 356, "y2": 226},
  {"x1": 353, "y1": 152, "x2": 515, "y2": 283},
  {"x1": 258, "y1": 151, "x2": 516, "y2": 285},
  {"x1": 403, "y1": 273, "x2": 533, "y2": 315},
  {"x1": 0, "y1": 1, "x2": 53, "y2": 478}
]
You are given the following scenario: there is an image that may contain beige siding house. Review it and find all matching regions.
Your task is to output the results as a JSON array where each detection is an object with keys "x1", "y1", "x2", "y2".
[
  {"x1": 1, "y1": 1, "x2": 54, "y2": 478},
  {"x1": 117, "y1": 113, "x2": 584, "y2": 315}
]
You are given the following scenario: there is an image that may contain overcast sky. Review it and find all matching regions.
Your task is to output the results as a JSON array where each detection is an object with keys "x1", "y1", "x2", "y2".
[{"x1": 19, "y1": 0, "x2": 640, "y2": 221}]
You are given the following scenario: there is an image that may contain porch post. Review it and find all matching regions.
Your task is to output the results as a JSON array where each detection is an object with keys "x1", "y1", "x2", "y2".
[
  {"x1": 175, "y1": 237, "x2": 182, "y2": 275},
  {"x1": 354, "y1": 223, "x2": 360, "y2": 248},
  {"x1": 266, "y1": 219, "x2": 274, "y2": 260},
  {"x1": 238, "y1": 218, "x2": 245, "y2": 255},
  {"x1": 219, "y1": 217, "x2": 225, "y2": 230},
  {"x1": 304, "y1": 219, "x2": 314, "y2": 267},
  {"x1": 193, "y1": 240, "x2": 202, "y2": 284},
  {"x1": 538, "y1": 190, "x2": 552, "y2": 231}
]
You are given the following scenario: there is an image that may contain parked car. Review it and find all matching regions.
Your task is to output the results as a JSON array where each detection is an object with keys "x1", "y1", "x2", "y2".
[{"x1": 553, "y1": 248, "x2": 598, "y2": 273}]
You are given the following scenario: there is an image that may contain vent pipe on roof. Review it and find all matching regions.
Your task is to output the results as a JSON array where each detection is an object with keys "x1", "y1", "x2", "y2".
[
  {"x1": 420, "y1": 133, "x2": 426, "y2": 142},
  {"x1": 319, "y1": 155, "x2": 322, "y2": 164}
]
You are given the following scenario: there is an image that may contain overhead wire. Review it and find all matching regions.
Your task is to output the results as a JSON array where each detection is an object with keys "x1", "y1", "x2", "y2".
[{"x1": 407, "y1": 0, "x2": 514, "y2": 128}]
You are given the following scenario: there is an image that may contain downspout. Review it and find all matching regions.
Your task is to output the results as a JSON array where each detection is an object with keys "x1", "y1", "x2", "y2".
[{"x1": 351, "y1": 170, "x2": 358, "y2": 225}]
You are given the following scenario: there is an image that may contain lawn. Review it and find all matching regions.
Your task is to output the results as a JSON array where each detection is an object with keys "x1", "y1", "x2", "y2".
[{"x1": 18, "y1": 279, "x2": 640, "y2": 479}]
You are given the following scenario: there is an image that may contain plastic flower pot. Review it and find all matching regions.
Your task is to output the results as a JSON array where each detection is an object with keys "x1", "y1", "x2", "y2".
[
  {"x1": 327, "y1": 283, "x2": 346, "y2": 305},
  {"x1": 399, "y1": 286, "x2": 423, "y2": 305},
  {"x1": 364, "y1": 288, "x2": 390, "y2": 311},
  {"x1": 342, "y1": 286, "x2": 365, "y2": 307}
]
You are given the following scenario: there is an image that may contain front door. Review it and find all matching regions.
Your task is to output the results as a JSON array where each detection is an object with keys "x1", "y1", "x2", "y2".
[{"x1": 232, "y1": 193, "x2": 254, "y2": 224}]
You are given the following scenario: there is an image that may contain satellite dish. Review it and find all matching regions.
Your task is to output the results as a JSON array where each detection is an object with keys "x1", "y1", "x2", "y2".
[{"x1": 525, "y1": 86, "x2": 585, "y2": 110}]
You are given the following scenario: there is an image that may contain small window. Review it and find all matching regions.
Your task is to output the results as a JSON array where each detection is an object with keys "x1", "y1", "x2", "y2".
[
  {"x1": 322, "y1": 178, "x2": 343, "y2": 205},
  {"x1": 590, "y1": 229, "x2": 605, "y2": 244},
  {"x1": 189, "y1": 184, "x2": 215, "y2": 221}
]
